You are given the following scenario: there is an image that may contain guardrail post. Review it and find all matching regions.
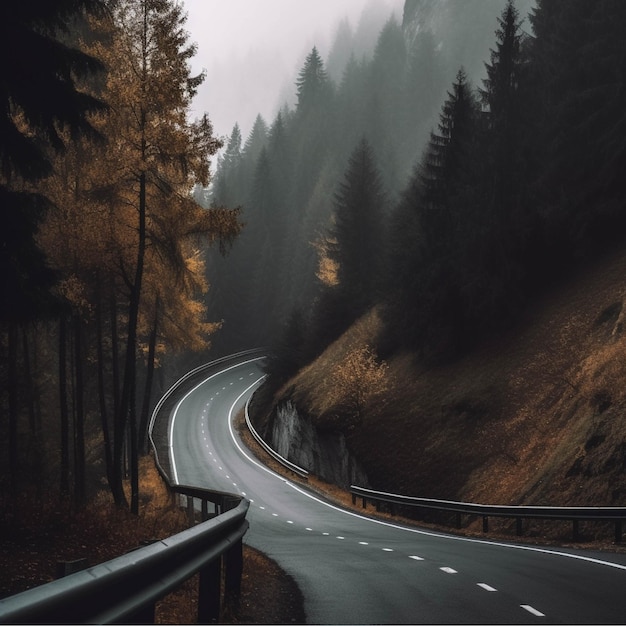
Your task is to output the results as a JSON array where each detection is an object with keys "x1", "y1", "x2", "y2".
[
  {"x1": 55, "y1": 558, "x2": 88, "y2": 579},
  {"x1": 516, "y1": 517, "x2": 523, "y2": 536},
  {"x1": 352, "y1": 493, "x2": 356, "y2": 506},
  {"x1": 187, "y1": 495, "x2": 195, "y2": 525},
  {"x1": 616, "y1": 520, "x2": 623, "y2": 544},
  {"x1": 201, "y1": 499, "x2": 209, "y2": 521},
  {"x1": 455, "y1": 513, "x2": 462, "y2": 529},
  {"x1": 198, "y1": 556, "x2": 221, "y2": 624},
  {"x1": 224, "y1": 537, "x2": 244, "y2": 608},
  {"x1": 572, "y1": 519, "x2": 580, "y2": 541},
  {"x1": 362, "y1": 497, "x2": 367, "y2": 509},
  {"x1": 482, "y1": 516, "x2": 489, "y2": 533}
]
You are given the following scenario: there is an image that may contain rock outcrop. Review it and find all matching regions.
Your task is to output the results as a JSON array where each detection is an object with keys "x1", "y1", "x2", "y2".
[{"x1": 266, "y1": 400, "x2": 369, "y2": 489}]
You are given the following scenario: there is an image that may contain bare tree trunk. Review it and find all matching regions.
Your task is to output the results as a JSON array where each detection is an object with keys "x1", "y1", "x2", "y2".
[
  {"x1": 110, "y1": 288, "x2": 127, "y2": 507},
  {"x1": 59, "y1": 316, "x2": 70, "y2": 498},
  {"x1": 8, "y1": 322, "x2": 19, "y2": 503},
  {"x1": 139, "y1": 300, "x2": 158, "y2": 455},
  {"x1": 114, "y1": 3, "x2": 149, "y2": 514},
  {"x1": 21, "y1": 325, "x2": 36, "y2": 434},
  {"x1": 96, "y1": 274, "x2": 114, "y2": 494},
  {"x1": 110, "y1": 291, "x2": 120, "y2": 420},
  {"x1": 73, "y1": 314, "x2": 86, "y2": 507},
  {"x1": 115, "y1": 169, "x2": 146, "y2": 514},
  {"x1": 22, "y1": 325, "x2": 43, "y2": 499}
]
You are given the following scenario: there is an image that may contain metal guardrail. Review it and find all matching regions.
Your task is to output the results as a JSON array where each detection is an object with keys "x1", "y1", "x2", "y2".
[
  {"x1": 0, "y1": 351, "x2": 266, "y2": 625},
  {"x1": 149, "y1": 348, "x2": 267, "y2": 481},
  {"x1": 350, "y1": 485, "x2": 626, "y2": 543},
  {"x1": 244, "y1": 390, "x2": 309, "y2": 479},
  {"x1": 0, "y1": 491, "x2": 249, "y2": 624}
]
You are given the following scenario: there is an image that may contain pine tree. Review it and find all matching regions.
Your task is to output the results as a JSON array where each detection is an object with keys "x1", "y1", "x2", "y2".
[
  {"x1": 420, "y1": 68, "x2": 478, "y2": 226},
  {"x1": 295, "y1": 47, "x2": 331, "y2": 116},
  {"x1": 473, "y1": 0, "x2": 531, "y2": 319},
  {"x1": 367, "y1": 17, "x2": 407, "y2": 191},
  {"x1": 327, "y1": 18, "x2": 355, "y2": 81},
  {"x1": 327, "y1": 138, "x2": 386, "y2": 317},
  {"x1": 243, "y1": 115, "x2": 268, "y2": 163},
  {"x1": 531, "y1": 0, "x2": 626, "y2": 257},
  {"x1": 402, "y1": 29, "x2": 444, "y2": 183},
  {"x1": 0, "y1": 0, "x2": 107, "y2": 324},
  {"x1": 383, "y1": 69, "x2": 480, "y2": 360},
  {"x1": 213, "y1": 124, "x2": 244, "y2": 206}
]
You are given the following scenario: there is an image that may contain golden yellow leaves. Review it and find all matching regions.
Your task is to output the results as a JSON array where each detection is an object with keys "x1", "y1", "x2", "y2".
[
  {"x1": 322, "y1": 344, "x2": 389, "y2": 428},
  {"x1": 313, "y1": 233, "x2": 339, "y2": 287}
]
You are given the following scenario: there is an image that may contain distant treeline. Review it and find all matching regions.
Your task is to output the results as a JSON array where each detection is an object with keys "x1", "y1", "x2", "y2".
[{"x1": 209, "y1": 0, "x2": 626, "y2": 381}]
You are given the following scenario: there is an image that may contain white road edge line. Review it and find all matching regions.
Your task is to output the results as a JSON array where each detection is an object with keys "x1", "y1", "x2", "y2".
[
  {"x1": 226, "y1": 374, "x2": 296, "y2": 485},
  {"x1": 169, "y1": 356, "x2": 264, "y2": 484},
  {"x1": 211, "y1": 358, "x2": 626, "y2": 574}
]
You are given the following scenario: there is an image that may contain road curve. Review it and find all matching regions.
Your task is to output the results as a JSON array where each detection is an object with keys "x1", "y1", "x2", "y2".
[{"x1": 169, "y1": 355, "x2": 626, "y2": 624}]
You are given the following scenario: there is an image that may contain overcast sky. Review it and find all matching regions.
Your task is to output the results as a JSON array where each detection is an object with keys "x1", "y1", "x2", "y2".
[{"x1": 182, "y1": 0, "x2": 404, "y2": 141}]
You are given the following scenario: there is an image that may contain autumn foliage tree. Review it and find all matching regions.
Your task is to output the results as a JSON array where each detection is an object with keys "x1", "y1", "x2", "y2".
[
  {"x1": 16, "y1": 0, "x2": 241, "y2": 514},
  {"x1": 76, "y1": 0, "x2": 238, "y2": 512},
  {"x1": 323, "y1": 345, "x2": 388, "y2": 429}
]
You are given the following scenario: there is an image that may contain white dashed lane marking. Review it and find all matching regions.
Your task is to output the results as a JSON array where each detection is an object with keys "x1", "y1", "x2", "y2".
[
  {"x1": 245, "y1": 505, "x2": 547, "y2": 620},
  {"x1": 521, "y1": 605, "x2": 545, "y2": 618},
  {"x1": 197, "y1": 374, "x2": 553, "y2": 626}
]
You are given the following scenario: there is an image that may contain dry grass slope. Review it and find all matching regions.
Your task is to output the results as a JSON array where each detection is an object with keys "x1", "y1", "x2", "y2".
[{"x1": 265, "y1": 247, "x2": 626, "y2": 542}]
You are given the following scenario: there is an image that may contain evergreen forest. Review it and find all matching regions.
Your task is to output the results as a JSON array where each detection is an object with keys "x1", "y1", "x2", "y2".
[
  {"x1": 3, "y1": 0, "x2": 626, "y2": 524},
  {"x1": 208, "y1": 0, "x2": 626, "y2": 390}
]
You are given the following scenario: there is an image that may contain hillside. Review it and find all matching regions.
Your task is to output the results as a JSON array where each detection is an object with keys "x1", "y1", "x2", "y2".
[{"x1": 255, "y1": 246, "x2": 626, "y2": 529}]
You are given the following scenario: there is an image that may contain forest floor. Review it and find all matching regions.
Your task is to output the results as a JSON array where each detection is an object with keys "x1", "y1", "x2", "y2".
[{"x1": 0, "y1": 455, "x2": 305, "y2": 624}]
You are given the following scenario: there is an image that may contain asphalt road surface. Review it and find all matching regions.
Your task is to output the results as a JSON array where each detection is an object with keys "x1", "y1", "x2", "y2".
[{"x1": 168, "y1": 355, "x2": 626, "y2": 624}]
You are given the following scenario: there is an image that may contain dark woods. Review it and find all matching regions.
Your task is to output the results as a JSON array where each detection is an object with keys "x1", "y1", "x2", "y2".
[
  {"x1": 0, "y1": 0, "x2": 240, "y2": 515},
  {"x1": 209, "y1": 0, "x2": 626, "y2": 385}
]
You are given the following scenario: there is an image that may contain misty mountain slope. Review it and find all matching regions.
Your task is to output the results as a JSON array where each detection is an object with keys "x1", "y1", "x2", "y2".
[
  {"x1": 402, "y1": 0, "x2": 535, "y2": 86},
  {"x1": 205, "y1": 0, "x2": 530, "y2": 358},
  {"x1": 255, "y1": 245, "x2": 626, "y2": 525}
]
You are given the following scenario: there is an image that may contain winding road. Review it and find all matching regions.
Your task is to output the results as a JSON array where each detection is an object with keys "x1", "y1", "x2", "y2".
[{"x1": 168, "y1": 354, "x2": 626, "y2": 624}]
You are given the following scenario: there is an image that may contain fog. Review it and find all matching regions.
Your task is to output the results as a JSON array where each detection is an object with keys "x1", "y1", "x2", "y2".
[
  {"x1": 189, "y1": 0, "x2": 540, "y2": 358},
  {"x1": 183, "y1": 0, "x2": 404, "y2": 139}
]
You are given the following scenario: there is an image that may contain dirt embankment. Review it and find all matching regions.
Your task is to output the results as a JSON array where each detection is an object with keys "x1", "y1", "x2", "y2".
[{"x1": 256, "y1": 247, "x2": 626, "y2": 540}]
